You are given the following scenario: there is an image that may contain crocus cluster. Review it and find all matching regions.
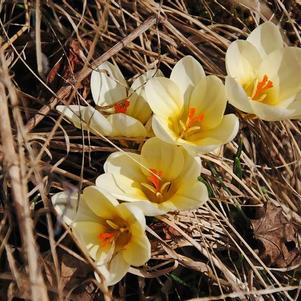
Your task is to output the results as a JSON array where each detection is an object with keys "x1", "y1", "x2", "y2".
[{"x1": 52, "y1": 21, "x2": 301, "y2": 286}]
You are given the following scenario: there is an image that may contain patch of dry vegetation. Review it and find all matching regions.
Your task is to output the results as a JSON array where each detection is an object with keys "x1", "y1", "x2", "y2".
[{"x1": 0, "y1": 0, "x2": 300, "y2": 300}]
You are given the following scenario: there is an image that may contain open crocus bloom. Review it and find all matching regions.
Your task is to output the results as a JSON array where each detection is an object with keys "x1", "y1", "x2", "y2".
[
  {"x1": 225, "y1": 21, "x2": 301, "y2": 121},
  {"x1": 144, "y1": 56, "x2": 239, "y2": 154},
  {"x1": 96, "y1": 137, "x2": 209, "y2": 216},
  {"x1": 57, "y1": 61, "x2": 162, "y2": 138},
  {"x1": 51, "y1": 186, "x2": 151, "y2": 286}
]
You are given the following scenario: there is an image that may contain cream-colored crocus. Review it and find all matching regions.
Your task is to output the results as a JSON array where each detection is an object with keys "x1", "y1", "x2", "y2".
[
  {"x1": 57, "y1": 61, "x2": 162, "y2": 138},
  {"x1": 96, "y1": 137, "x2": 209, "y2": 216},
  {"x1": 144, "y1": 56, "x2": 239, "y2": 155},
  {"x1": 225, "y1": 21, "x2": 301, "y2": 121},
  {"x1": 51, "y1": 186, "x2": 151, "y2": 286}
]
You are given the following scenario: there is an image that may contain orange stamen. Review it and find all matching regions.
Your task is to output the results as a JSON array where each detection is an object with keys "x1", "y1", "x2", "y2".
[
  {"x1": 147, "y1": 169, "x2": 163, "y2": 191},
  {"x1": 186, "y1": 107, "x2": 205, "y2": 128},
  {"x1": 114, "y1": 99, "x2": 130, "y2": 113},
  {"x1": 253, "y1": 75, "x2": 273, "y2": 99},
  {"x1": 98, "y1": 232, "x2": 115, "y2": 248}
]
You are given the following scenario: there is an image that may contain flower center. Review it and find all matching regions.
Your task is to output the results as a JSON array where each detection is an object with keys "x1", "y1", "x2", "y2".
[
  {"x1": 244, "y1": 74, "x2": 274, "y2": 103},
  {"x1": 98, "y1": 219, "x2": 130, "y2": 249},
  {"x1": 179, "y1": 107, "x2": 205, "y2": 139},
  {"x1": 114, "y1": 99, "x2": 130, "y2": 113},
  {"x1": 141, "y1": 168, "x2": 172, "y2": 203}
]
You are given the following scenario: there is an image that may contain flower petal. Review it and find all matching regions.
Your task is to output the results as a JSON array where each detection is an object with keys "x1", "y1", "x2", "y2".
[
  {"x1": 140, "y1": 137, "x2": 185, "y2": 180},
  {"x1": 190, "y1": 75, "x2": 226, "y2": 129},
  {"x1": 103, "y1": 152, "x2": 145, "y2": 182},
  {"x1": 56, "y1": 105, "x2": 88, "y2": 130},
  {"x1": 259, "y1": 47, "x2": 301, "y2": 102},
  {"x1": 287, "y1": 91, "x2": 301, "y2": 119},
  {"x1": 169, "y1": 181, "x2": 208, "y2": 210},
  {"x1": 170, "y1": 55, "x2": 205, "y2": 104},
  {"x1": 128, "y1": 69, "x2": 162, "y2": 124},
  {"x1": 95, "y1": 252, "x2": 130, "y2": 286},
  {"x1": 82, "y1": 186, "x2": 119, "y2": 219},
  {"x1": 145, "y1": 77, "x2": 183, "y2": 119},
  {"x1": 152, "y1": 115, "x2": 178, "y2": 144},
  {"x1": 91, "y1": 61, "x2": 128, "y2": 106},
  {"x1": 247, "y1": 22, "x2": 283, "y2": 57},
  {"x1": 225, "y1": 76, "x2": 253, "y2": 113},
  {"x1": 51, "y1": 191, "x2": 99, "y2": 225},
  {"x1": 96, "y1": 173, "x2": 147, "y2": 203},
  {"x1": 107, "y1": 113, "x2": 147, "y2": 137},
  {"x1": 225, "y1": 40, "x2": 261, "y2": 84},
  {"x1": 126, "y1": 200, "x2": 166, "y2": 216},
  {"x1": 183, "y1": 114, "x2": 239, "y2": 154},
  {"x1": 73, "y1": 221, "x2": 105, "y2": 260},
  {"x1": 251, "y1": 101, "x2": 294, "y2": 121}
]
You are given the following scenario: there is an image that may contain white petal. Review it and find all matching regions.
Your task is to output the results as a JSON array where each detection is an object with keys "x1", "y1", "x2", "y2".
[
  {"x1": 82, "y1": 186, "x2": 119, "y2": 218},
  {"x1": 259, "y1": 47, "x2": 301, "y2": 102},
  {"x1": 225, "y1": 40, "x2": 261, "y2": 83},
  {"x1": 145, "y1": 77, "x2": 183, "y2": 119},
  {"x1": 140, "y1": 137, "x2": 185, "y2": 180},
  {"x1": 96, "y1": 173, "x2": 147, "y2": 203},
  {"x1": 190, "y1": 75, "x2": 226, "y2": 129},
  {"x1": 96, "y1": 253, "x2": 130, "y2": 286},
  {"x1": 247, "y1": 22, "x2": 283, "y2": 57},
  {"x1": 103, "y1": 152, "x2": 144, "y2": 182},
  {"x1": 251, "y1": 101, "x2": 294, "y2": 121},
  {"x1": 107, "y1": 113, "x2": 147, "y2": 137},
  {"x1": 152, "y1": 115, "x2": 178, "y2": 144},
  {"x1": 183, "y1": 114, "x2": 239, "y2": 155},
  {"x1": 170, "y1": 55, "x2": 205, "y2": 104},
  {"x1": 128, "y1": 69, "x2": 162, "y2": 124},
  {"x1": 51, "y1": 191, "x2": 99, "y2": 225},
  {"x1": 91, "y1": 61, "x2": 128, "y2": 106},
  {"x1": 56, "y1": 105, "x2": 88, "y2": 130},
  {"x1": 225, "y1": 76, "x2": 253, "y2": 113},
  {"x1": 73, "y1": 221, "x2": 105, "y2": 260},
  {"x1": 126, "y1": 200, "x2": 166, "y2": 216},
  {"x1": 287, "y1": 91, "x2": 301, "y2": 119},
  {"x1": 168, "y1": 181, "x2": 208, "y2": 210}
]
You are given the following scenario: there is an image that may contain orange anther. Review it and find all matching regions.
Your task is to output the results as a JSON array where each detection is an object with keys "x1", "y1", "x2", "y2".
[
  {"x1": 98, "y1": 232, "x2": 115, "y2": 247},
  {"x1": 147, "y1": 169, "x2": 163, "y2": 191},
  {"x1": 114, "y1": 99, "x2": 130, "y2": 113},
  {"x1": 253, "y1": 75, "x2": 273, "y2": 99},
  {"x1": 186, "y1": 107, "x2": 205, "y2": 128}
]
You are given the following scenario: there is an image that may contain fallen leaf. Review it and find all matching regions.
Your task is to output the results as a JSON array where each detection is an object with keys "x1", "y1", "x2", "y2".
[{"x1": 251, "y1": 202, "x2": 300, "y2": 267}]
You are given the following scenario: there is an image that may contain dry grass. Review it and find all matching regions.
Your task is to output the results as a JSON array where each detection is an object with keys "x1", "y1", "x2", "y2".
[{"x1": 0, "y1": 0, "x2": 301, "y2": 300}]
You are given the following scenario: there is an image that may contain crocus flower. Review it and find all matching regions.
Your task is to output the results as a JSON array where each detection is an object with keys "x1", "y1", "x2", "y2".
[
  {"x1": 144, "y1": 56, "x2": 239, "y2": 154},
  {"x1": 51, "y1": 186, "x2": 151, "y2": 286},
  {"x1": 57, "y1": 61, "x2": 162, "y2": 138},
  {"x1": 225, "y1": 21, "x2": 301, "y2": 121},
  {"x1": 96, "y1": 137, "x2": 209, "y2": 216}
]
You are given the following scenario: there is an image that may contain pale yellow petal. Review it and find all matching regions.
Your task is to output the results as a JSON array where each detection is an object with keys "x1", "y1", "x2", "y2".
[
  {"x1": 73, "y1": 221, "x2": 105, "y2": 260},
  {"x1": 259, "y1": 47, "x2": 301, "y2": 101},
  {"x1": 95, "y1": 252, "x2": 130, "y2": 286},
  {"x1": 168, "y1": 181, "x2": 208, "y2": 210},
  {"x1": 103, "y1": 152, "x2": 145, "y2": 182},
  {"x1": 145, "y1": 77, "x2": 183, "y2": 119},
  {"x1": 107, "y1": 113, "x2": 147, "y2": 137},
  {"x1": 152, "y1": 115, "x2": 178, "y2": 145},
  {"x1": 96, "y1": 173, "x2": 147, "y2": 203},
  {"x1": 247, "y1": 22, "x2": 283, "y2": 57},
  {"x1": 125, "y1": 200, "x2": 166, "y2": 216},
  {"x1": 128, "y1": 69, "x2": 162, "y2": 123},
  {"x1": 51, "y1": 191, "x2": 99, "y2": 225},
  {"x1": 140, "y1": 137, "x2": 185, "y2": 180},
  {"x1": 225, "y1": 76, "x2": 253, "y2": 113},
  {"x1": 226, "y1": 40, "x2": 261, "y2": 84},
  {"x1": 170, "y1": 55, "x2": 205, "y2": 104},
  {"x1": 91, "y1": 61, "x2": 128, "y2": 106},
  {"x1": 56, "y1": 105, "x2": 88, "y2": 130},
  {"x1": 251, "y1": 101, "x2": 294, "y2": 121},
  {"x1": 83, "y1": 186, "x2": 119, "y2": 219},
  {"x1": 287, "y1": 91, "x2": 301, "y2": 119},
  {"x1": 116, "y1": 203, "x2": 146, "y2": 230},
  {"x1": 190, "y1": 75, "x2": 226, "y2": 129}
]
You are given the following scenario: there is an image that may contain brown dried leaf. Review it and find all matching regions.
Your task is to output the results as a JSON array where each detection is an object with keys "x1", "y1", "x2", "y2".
[{"x1": 251, "y1": 202, "x2": 300, "y2": 267}]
